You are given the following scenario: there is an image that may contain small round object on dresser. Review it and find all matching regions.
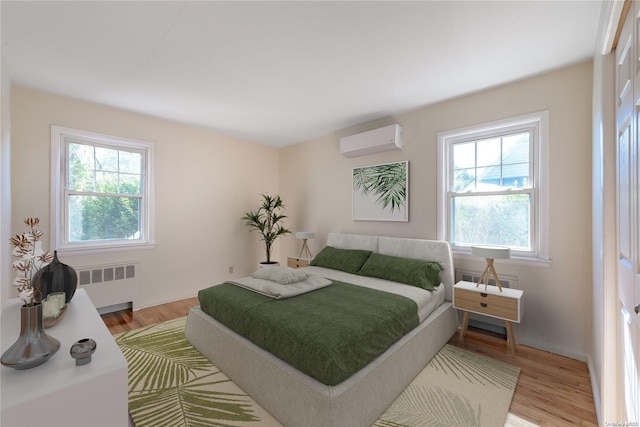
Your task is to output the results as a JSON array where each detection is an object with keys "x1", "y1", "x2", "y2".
[{"x1": 70, "y1": 338, "x2": 97, "y2": 366}]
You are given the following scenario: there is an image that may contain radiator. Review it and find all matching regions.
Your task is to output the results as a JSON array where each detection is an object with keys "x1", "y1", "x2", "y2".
[
  {"x1": 454, "y1": 268, "x2": 520, "y2": 335},
  {"x1": 76, "y1": 261, "x2": 141, "y2": 313}
]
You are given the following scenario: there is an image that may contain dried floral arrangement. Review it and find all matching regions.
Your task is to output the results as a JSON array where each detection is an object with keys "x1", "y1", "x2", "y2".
[{"x1": 10, "y1": 218, "x2": 53, "y2": 306}]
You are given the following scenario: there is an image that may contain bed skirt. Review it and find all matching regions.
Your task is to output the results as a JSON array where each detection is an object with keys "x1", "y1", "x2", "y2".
[{"x1": 185, "y1": 301, "x2": 458, "y2": 427}]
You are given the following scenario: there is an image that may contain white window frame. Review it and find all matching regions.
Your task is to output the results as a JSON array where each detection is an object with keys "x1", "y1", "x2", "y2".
[
  {"x1": 51, "y1": 125, "x2": 155, "y2": 254},
  {"x1": 436, "y1": 111, "x2": 549, "y2": 261}
]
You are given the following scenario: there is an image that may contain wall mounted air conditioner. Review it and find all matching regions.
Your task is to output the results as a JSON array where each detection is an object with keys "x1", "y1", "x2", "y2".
[{"x1": 340, "y1": 124, "x2": 403, "y2": 158}]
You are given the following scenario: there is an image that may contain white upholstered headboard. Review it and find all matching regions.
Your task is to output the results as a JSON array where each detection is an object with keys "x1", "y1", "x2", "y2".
[
  {"x1": 327, "y1": 233, "x2": 455, "y2": 301},
  {"x1": 326, "y1": 233, "x2": 378, "y2": 252}
]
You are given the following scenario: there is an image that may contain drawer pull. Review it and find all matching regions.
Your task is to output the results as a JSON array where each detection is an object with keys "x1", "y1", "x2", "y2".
[
  {"x1": 480, "y1": 293, "x2": 488, "y2": 298},
  {"x1": 480, "y1": 303, "x2": 488, "y2": 308}
]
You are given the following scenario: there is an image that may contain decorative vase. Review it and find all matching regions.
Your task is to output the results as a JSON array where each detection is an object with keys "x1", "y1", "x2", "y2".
[
  {"x1": 259, "y1": 261, "x2": 280, "y2": 269},
  {"x1": 33, "y1": 250, "x2": 78, "y2": 303},
  {"x1": 70, "y1": 338, "x2": 97, "y2": 366},
  {"x1": 1, "y1": 303, "x2": 61, "y2": 370}
]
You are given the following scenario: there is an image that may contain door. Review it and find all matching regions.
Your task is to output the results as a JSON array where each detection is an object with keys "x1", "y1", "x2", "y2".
[{"x1": 616, "y1": 4, "x2": 640, "y2": 422}]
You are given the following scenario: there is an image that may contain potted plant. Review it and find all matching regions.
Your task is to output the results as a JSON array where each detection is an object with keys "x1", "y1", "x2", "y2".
[{"x1": 242, "y1": 194, "x2": 292, "y2": 266}]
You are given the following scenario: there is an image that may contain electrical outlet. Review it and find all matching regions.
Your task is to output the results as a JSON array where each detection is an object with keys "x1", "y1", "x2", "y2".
[{"x1": 228, "y1": 266, "x2": 234, "y2": 274}]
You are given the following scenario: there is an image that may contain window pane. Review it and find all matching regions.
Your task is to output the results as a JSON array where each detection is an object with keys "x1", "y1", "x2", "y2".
[
  {"x1": 452, "y1": 132, "x2": 531, "y2": 194},
  {"x1": 476, "y1": 137, "x2": 500, "y2": 167},
  {"x1": 119, "y1": 151, "x2": 141, "y2": 174},
  {"x1": 95, "y1": 171, "x2": 118, "y2": 193},
  {"x1": 68, "y1": 143, "x2": 143, "y2": 195},
  {"x1": 95, "y1": 146, "x2": 118, "y2": 172},
  {"x1": 120, "y1": 173, "x2": 142, "y2": 194},
  {"x1": 476, "y1": 165, "x2": 501, "y2": 190},
  {"x1": 452, "y1": 194, "x2": 530, "y2": 250},
  {"x1": 68, "y1": 143, "x2": 95, "y2": 191},
  {"x1": 453, "y1": 142, "x2": 475, "y2": 169},
  {"x1": 502, "y1": 133, "x2": 529, "y2": 164},
  {"x1": 454, "y1": 168, "x2": 475, "y2": 192},
  {"x1": 503, "y1": 163, "x2": 530, "y2": 189},
  {"x1": 68, "y1": 194, "x2": 141, "y2": 242}
]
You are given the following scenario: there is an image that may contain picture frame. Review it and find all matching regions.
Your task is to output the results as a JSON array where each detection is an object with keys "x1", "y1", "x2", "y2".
[{"x1": 352, "y1": 161, "x2": 408, "y2": 221}]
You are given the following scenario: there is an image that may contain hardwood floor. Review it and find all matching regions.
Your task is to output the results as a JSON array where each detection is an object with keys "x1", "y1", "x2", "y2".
[
  {"x1": 103, "y1": 298, "x2": 598, "y2": 427},
  {"x1": 102, "y1": 296, "x2": 199, "y2": 335},
  {"x1": 448, "y1": 328, "x2": 598, "y2": 427}
]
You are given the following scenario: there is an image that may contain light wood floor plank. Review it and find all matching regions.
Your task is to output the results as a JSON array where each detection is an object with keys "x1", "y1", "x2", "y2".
[
  {"x1": 103, "y1": 297, "x2": 598, "y2": 427},
  {"x1": 102, "y1": 296, "x2": 198, "y2": 334},
  {"x1": 448, "y1": 328, "x2": 598, "y2": 427}
]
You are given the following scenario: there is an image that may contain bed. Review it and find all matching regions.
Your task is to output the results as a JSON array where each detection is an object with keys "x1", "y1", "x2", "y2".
[{"x1": 185, "y1": 233, "x2": 458, "y2": 427}]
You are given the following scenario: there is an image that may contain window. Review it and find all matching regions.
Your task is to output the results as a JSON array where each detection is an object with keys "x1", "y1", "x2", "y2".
[
  {"x1": 51, "y1": 126, "x2": 155, "y2": 253},
  {"x1": 437, "y1": 111, "x2": 549, "y2": 260}
]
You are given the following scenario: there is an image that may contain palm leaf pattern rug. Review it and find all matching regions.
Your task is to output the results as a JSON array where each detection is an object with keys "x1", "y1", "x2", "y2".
[{"x1": 116, "y1": 317, "x2": 520, "y2": 427}]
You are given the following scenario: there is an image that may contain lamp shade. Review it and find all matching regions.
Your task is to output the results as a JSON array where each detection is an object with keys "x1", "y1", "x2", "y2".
[
  {"x1": 295, "y1": 232, "x2": 315, "y2": 240},
  {"x1": 471, "y1": 245, "x2": 510, "y2": 260}
]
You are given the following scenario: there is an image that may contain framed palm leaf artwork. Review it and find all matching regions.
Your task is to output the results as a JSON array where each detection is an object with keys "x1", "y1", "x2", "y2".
[{"x1": 352, "y1": 161, "x2": 408, "y2": 221}]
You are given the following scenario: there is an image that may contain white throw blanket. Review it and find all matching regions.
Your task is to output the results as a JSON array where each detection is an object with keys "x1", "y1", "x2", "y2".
[{"x1": 229, "y1": 275, "x2": 332, "y2": 299}]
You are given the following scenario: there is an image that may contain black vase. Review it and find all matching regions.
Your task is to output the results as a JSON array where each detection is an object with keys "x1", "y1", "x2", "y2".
[{"x1": 33, "y1": 251, "x2": 78, "y2": 303}]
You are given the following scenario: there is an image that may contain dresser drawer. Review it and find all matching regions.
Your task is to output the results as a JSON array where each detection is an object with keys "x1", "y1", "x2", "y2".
[
  {"x1": 287, "y1": 257, "x2": 309, "y2": 269},
  {"x1": 454, "y1": 288, "x2": 519, "y2": 321}
]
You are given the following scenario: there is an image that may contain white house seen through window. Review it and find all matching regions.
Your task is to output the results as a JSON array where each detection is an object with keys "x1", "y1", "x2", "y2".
[{"x1": 437, "y1": 111, "x2": 549, "y2": 259}]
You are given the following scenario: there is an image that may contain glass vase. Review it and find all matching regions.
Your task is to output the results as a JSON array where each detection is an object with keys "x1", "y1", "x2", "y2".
[{"x1": 1, "y1": 303, "x2": 61, "y2": 370}]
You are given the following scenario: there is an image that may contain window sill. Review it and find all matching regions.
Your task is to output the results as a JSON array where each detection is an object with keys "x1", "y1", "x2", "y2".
[
  {"x1": 56, "y1": 243, "x2": 156, "y2": 257},
  {"x1": 452, "y1": 251, "x2": 551, "y2": 267}
]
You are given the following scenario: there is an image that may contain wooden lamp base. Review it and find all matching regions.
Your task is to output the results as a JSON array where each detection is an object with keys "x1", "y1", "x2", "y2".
[
  {"x1": 477, "y1": 258, "x2": 503, "y2": 292},
  {"x1": 298, "y1": 239, "x2": 312, "y2": 260},
  {"x1": 471, "y1": 245, "x2": 510, "y2": 293}
]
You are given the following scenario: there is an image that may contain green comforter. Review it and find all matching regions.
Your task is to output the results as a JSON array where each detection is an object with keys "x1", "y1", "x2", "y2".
[{"x1": 198, "y1": 280, "x2": 419, "y2": 386}]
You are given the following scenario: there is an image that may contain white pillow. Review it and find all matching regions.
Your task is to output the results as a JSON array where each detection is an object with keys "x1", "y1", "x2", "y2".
[{"x1": 251, "y1": 266, "x2": 308, "y2": 284}]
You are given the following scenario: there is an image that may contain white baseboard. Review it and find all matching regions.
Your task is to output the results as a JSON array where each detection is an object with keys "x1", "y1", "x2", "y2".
[
  {"x1": 518, "y1": 336, "x2": 588, "y2": 362},
  {"x1": 138, "y1": 291, "x2": 198, "y2": 311},
  {"x1": 97, "y1": 302, "x2": 132, "y2": 315},
  {"x1": 587, "y1": 355, "x2": 603, "y2": 427}
]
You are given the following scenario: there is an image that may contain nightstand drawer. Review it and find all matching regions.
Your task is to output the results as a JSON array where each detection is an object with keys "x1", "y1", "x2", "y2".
[
  {"x1": 454, "y1": 288, "x2": 519, "y2": 321},
  {"x1": 287, "y1": 257, "x2": 309, "y2": 269}
]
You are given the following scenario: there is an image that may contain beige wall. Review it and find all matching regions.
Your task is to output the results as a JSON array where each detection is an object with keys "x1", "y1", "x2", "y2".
[
  {"x1": 9, "y1": 86, "x2": 280, "y2": 308},
  {"x1": 8, "y1": 62, "x2": 594, "y2": 359},
  {"x1": 1, "y1": 53, "x2": 11, "y2": 304},
  {"x1": 281, "y1": 62, "x2": 594, "y2": 360}
]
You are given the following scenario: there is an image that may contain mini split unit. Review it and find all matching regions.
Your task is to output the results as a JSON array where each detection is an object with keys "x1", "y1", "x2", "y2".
[{"x1": 339, "y1": 124, "x2": 403, "y2": 158}]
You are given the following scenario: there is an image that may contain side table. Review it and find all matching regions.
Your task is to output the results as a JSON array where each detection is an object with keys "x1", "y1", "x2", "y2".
[
  {"x1": 453, "y1": 280, "x2": 524, "y2": 354},
  {"x1": 287, "y1": 257, "x2": 310, "y2": 269}
]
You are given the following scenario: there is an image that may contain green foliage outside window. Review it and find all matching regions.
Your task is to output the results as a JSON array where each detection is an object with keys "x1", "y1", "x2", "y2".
[
  {"x1": 452, "y1": 194, "x2": 530, "y2": 250},
  {"x1": 68, "y1": 143, "x2": 142, "y2": 242}
]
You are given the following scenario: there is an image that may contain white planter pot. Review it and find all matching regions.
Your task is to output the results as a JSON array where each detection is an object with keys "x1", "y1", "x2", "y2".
[{"x1": 259, "y1": 262, "x2": 280, "y2": 269}]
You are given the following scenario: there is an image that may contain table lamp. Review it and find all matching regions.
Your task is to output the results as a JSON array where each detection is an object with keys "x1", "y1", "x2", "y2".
[
  {"x1": 471, "y1": 245, "x2": 511, "y2": 292},
  {"x1": 295, "y1": 232, "x2": 315, "y2": 259}
]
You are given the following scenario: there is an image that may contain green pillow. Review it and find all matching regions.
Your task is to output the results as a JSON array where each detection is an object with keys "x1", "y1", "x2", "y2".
[
  {"x1": 310, "y1": 246, "x2": 372, "y2": 274},
  {"x1": 357, "y1": 252, "x2": 443, "y2": 290}
]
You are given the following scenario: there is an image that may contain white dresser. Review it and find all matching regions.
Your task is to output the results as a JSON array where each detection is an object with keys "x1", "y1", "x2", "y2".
[{"x1": 1, "y1": 289, "x2": 128, "y2": 427}]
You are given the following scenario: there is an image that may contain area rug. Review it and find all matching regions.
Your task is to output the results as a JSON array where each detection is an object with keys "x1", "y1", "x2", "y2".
[{"x1": 115, "y1": 317, "x2": 520, "y2": 427}]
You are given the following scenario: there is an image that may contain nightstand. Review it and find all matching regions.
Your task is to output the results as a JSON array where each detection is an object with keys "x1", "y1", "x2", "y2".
[
  {"x1": 287, "y1": 257, "x2": 310, "y2": 269},
  {"x1": 453, "y1": 280, "x2": 524, "y2": 354}
]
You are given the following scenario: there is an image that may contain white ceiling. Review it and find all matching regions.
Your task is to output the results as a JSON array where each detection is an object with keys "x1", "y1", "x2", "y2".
[{"x1": 1, "y1": 1, "x2": 603, "y2": 147}]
